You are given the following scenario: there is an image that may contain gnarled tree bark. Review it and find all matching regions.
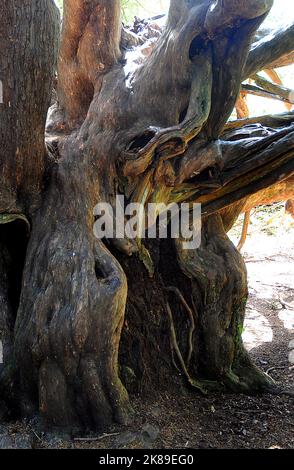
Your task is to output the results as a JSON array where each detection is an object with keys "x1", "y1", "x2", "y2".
[{"x1": 0, "y1": 0, "x2": 293, "y2": 431}]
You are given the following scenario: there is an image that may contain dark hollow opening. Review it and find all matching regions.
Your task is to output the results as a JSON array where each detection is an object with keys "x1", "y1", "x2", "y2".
[
  {"x1": 189, "y1": 35, "x2": 205, "y2": 61},
  {"x1": 0, "y1": 219, "x2": 29, "y2": 318},
  {"x1": 179, "y1": 106, "x2": 189, "y2": 124},
  {"x1": 128, "y1": 130, "x2": 156, "y2": 151},
  {"x1": 95, "y1": 261, "x2": 106, "y2": 281}
]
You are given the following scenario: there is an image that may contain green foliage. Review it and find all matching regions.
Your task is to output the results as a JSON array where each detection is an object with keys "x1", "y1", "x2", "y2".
[
  {"x1": 54, "y1": 1, "x2": 169, "y2": 23},
  {"x1": 121, "y1": 0, "x2": 141, "y2": 23},
  {"x1": 57, "y1": 0, "x2": 62, "y2": 7},
  {"x1": 122, "y1": 0, "x2": 169, "y2": 23},
  {"x1": 55, "y1": 0, "x2": 63, "y2": 12}
]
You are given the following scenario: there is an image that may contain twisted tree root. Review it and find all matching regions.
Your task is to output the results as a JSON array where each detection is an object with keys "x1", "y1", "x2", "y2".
[
  {"x1": 165, "y1": 286, "x2": 195, "y2": 366},
  {"x1": 166, "y1": 302, "x2": 207, "y2": 395},
  {"x1": 166, "y1": 302, "x2": 224, "y2": 395}
]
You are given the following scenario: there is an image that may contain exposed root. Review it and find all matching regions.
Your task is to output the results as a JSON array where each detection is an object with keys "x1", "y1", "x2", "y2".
[
  {"x1": 266, "y1": 366, "x2": 287, "y2": 375},
  {"x1": 166, "y1": 302, "x2": 207, "y2": 395},
  {"x1": 170, "y1": 342, "x2": 181, "y2": 374},
  {"x1": 165, "y1": 286, "x2": 195, "y2": 366},
  {"x1": 237, "y1": 210, "x2": 251, "y2": 252},
  {"x1": 229, "y1": 348, "x2": 276, "y2": 394}
]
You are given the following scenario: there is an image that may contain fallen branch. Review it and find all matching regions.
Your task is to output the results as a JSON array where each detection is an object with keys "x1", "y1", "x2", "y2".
[
  {"x1": 251, "y1": 74, "x2": 294, "y2": 105},
  {"x1": 26, "y1": 424, "x2": 42, "y2": 442},
  {"x1": 242, "y1": 83, "x2": 294, "y2": 105},
  {"x1": 278, "y1": 297, "x2": 294, "y2": 310},
  {"x1": 224, "y1": 112, "x2": 294, "y2": 132},
  {"x1": 74, "y1": 432, "x2": 120, "y2": 442}
]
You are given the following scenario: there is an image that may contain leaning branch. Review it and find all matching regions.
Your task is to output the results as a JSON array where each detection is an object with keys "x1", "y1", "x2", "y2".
[
  {"x1": 172, "y1": 118, "x2": 294, "y2": 215},
  {"x1": 251, "y1": 74, "x2": 294, "y2": 104},
  {"x1": 223, "y1": 112, "x2": 294, "y2": 131},
  {"x1": 244, "y1": 23, "x2": 294, "y2": 79},
  {"x1": 241, "y1": 83, "x2": 294, "y2": 105},
  {"x1": 201, "y1": 127, "x2": 294, "y2": 215},
  {"x1": 267, "y1": 51, "x2": 294, "y2": 69}
]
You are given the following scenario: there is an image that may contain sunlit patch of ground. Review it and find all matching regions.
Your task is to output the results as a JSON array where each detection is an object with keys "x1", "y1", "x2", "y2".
[
  {"x1": 229, "y1": 203, "x2": 294, "y2": 369},
  {"x1": 242, "y1": 309, "x2": 274, "y2": 352}
]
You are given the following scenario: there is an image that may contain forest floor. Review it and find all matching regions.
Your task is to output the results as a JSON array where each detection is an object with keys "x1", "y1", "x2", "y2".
[{"x1": 0, "y1": 203, "x2": 293, "y2": 449}]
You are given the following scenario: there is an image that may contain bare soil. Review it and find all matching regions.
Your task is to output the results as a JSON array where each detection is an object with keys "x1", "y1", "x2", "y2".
[{"x1": 0, "y1": 204, "x2": 293, "y2": 449}]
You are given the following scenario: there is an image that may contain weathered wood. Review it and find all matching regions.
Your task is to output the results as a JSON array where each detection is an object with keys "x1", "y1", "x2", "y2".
[
  {"x1": 285, "y1": 199, "x2": 294, "y2": 217},
  {"x1": 242, "y1": 176, "x2": 294, "y2": 211},
  {"x1": 224, "y1": 112, "x2": 294, "y2": 131},
  {"x1": 267, "y1": 51, "x2": 294, "y2": 69},
  {"x1": 263, "y1": 70, "x2": 293, "y2": 111},
  {"x1": 242, "y1": 77, "x2": 294, "y2": 105},
  {"x1": 0, "y1": 0, "x2": 293, "y2": 431},
  {"x1": 236, "y1": 93, "x2": 250, "y2": 119},
  {"x1": 252, "y1": 74, "x2": 293, "y2": 103},
  {"x1": 244, "y1": 23, "x2": 294, "y2": 78}
]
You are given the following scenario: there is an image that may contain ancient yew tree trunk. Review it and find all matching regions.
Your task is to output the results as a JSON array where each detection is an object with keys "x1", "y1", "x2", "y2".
[{"x1": 0, "y1": 0, "x2": 293, "y2": 431}]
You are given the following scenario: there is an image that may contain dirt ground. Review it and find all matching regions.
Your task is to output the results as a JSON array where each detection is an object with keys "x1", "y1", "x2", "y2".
[{"x1": 0, "y1": 203, "x2": 293, "y2": 449}]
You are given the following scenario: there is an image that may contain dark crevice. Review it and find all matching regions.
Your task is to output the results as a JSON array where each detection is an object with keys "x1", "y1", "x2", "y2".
[
  {"x1": 95, "y1": 261, "x2": 106, "y2": 280},
  {"x1": 189, "y1": 35, "x2": 205, "y2": 61},
  {"x1": 128, "y1": 130, "x2": 156, "y2": 151},
  {"x1": 0, "y1": 220, "x2": 29, "y2": 319},
  {"x1": 179, "y1": 106, "x2": 189, "y2": 124}
]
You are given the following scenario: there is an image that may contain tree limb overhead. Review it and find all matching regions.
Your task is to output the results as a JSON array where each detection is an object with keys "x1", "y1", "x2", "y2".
[{"x1": 244, "y1": 23, "x2": 294, "y2": 79}]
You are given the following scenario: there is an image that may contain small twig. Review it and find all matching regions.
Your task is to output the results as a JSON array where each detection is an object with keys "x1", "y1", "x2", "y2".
[
  {"x1": 74, "y1": 432, "x2": 120, "y2": 442},
  {"x1": 278, "y1": 297, "x2": 294, "y2": 310},
  {"x1": 26, "y1": 423, "x2": 42, "y2": 442},
  {"x1": 266, "y1": 365, "x2": 287, "y2": 375},
  {"x1": 235, "y1": 409, "x2": 270, "y2": 414},
  {"x1": 245, "y1": 258, "x2": 271, "y2": 263}
]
